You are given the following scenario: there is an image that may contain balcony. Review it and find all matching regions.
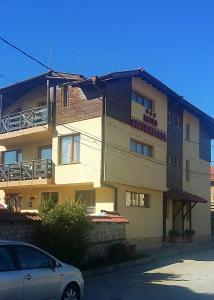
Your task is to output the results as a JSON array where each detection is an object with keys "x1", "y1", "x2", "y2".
[
  {"x1": 0, "y1": 106, "x2": 52, "y2": 146},
  {"x1": 0, "y1": 159, "x2": 54, "y2": 188}
]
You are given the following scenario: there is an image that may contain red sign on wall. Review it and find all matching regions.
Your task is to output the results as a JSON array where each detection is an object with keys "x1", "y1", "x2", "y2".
[{"x1": 131, "y1": 118, "x2": 167, "y2": 142}]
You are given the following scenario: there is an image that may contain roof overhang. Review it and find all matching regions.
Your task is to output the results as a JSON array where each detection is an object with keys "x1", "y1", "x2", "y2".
[
  {"x1": 166, "y1": 189, "x2": 207, "y2": 203},
  {"x1": 0, "y1": 71, "x2": 85, "y2": 110},
  {"x1": 73, "y1": 68, "x2": 214, "y2": 136}
]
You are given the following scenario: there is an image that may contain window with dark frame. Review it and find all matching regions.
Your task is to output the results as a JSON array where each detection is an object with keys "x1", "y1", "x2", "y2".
[
  {"x1": 175, "y1": 116, "x2": 181, "y2": 129},
  {"x1": 2, "y1": 150, "x2": 23, "y2": 164},
  {"x1": 130, "y1": 139, "x2": 153, "y2": 158},
  {"x1": 37, "y1": 101, "x2": 46, "y2": 107},
  {"x1": 131, "y1": 91, "x2": 153, "y2": 110},
  {"x1": 41, "y1": 192, "x2": 59, "y2": 204},
  {"x1": 167, "y1": 111, "x2": 172, "y2": 123},
  {"x1": 125, "y1": 192, "x2": 150, "y2": 208},
  {"x1": 186, "y1": 123, "x2": 190, "y2": 141},
  {"x1": 60, "y1": 134, "x2": 80, "y2": 164},
  {"x1": 61, "y1": 85, "x2": 69, "y2": 108},
  {"x1": 75, "y1": 190, "x2": 96, "y2": 214},
  {"x1": 186, "y1": 160, "x2": 190, "y2": 181}
]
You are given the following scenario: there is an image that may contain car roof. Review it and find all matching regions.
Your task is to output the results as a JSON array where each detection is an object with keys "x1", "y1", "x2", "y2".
[{"x1": 0, "y1": 240, "x2": 27, "y2": 245}]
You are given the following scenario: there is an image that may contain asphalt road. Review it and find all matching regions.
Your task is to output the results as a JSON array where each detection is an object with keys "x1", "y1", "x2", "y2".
[{"x1": 84, "y1": 248, "x2": 214, "y2": 300}]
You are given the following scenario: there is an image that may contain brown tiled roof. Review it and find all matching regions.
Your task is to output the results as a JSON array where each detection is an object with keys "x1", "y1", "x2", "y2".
[
  {"x1": 166, "y1": 189, "x2": 207, "y2": 203},
  {"x1": 0, "y1": 212, "x2": 41, "y2": 223},
  {"x1": 89, "y1": 210, "x2": 129, "y2": 224}
]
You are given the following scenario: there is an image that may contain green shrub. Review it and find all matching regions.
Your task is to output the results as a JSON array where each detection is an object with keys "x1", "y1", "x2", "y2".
[{"x1": 36, "y1": 199, "x2": 92, "y2": 267}]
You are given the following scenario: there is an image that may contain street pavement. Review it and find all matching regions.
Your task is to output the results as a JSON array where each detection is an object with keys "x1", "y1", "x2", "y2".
[{"x1": 84, "y1": 248, "x2": 214, "y2": 300}]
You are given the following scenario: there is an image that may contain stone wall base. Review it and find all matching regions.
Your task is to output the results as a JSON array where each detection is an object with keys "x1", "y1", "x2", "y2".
[{"x1": 128, "y1": 237, "x2": 162, "y2": 250}]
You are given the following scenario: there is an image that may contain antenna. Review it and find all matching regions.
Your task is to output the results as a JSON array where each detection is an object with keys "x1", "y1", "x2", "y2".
[
  {"x1": 48, "y1": 45, "x2": 52, "y2": 69},
  {"x1": 112, "y1": 52, "x2": 117, "y2": 72}
]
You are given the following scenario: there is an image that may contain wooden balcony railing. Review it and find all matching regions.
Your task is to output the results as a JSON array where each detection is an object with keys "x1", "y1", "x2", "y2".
[
  {"x1": 0, "y1": 106, "x2": 48, "y2": 134},
  {"x1": 0, "y1": 159, "x2": 53, "y2": 182}
]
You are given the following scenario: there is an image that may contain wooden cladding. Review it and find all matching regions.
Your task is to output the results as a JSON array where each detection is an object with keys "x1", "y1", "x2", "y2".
[{"x1": 55, "y1": 85, "x2": 103, "y2": 125}]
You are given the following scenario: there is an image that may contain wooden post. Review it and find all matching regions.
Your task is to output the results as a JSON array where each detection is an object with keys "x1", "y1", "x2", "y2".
[
  {"x1": 182, "y1": 200, "x2": 185, "y2": 238},
  {"x1": 172, "y1": 200, "x2": 175, "y2": 231},
  {"x1": 162, "y1": 192, "x2": 167, "y2": 245}
]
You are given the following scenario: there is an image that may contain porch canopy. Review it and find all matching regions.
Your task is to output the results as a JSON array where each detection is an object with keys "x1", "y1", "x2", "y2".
[
  {"x1": 162, "y1": 189, "x2": 207, "y2": 243},
  {"x1": 166, "y1": 189, "x2": 207, "y2": 204}
]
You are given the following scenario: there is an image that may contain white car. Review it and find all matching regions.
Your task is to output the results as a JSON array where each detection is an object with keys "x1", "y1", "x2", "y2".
[{"x1": 0, "y1": 240, "x2": 84, "y2": 300}]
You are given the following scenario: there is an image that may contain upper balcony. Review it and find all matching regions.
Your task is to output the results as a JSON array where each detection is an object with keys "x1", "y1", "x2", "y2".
[
  {"x1": 0, "y1": 106, "x2": 52, "y2": 146},
  {"x1": 0, "y1": 159, "x2": 54, "y2": 188}
]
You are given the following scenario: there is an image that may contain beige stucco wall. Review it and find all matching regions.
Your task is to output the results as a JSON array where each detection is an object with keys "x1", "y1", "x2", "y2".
[
  {"x1": 53, "y1": 117, "x2": 102, "y2": 187},
  {"x1": 183, "y1": 110, "x2": 211, "y2": 238},
  {"x1": 132, "y1": 77, "x2": 168, "y2": 132},
  {"x1": 104, "y1": 77, "x2": 167, "y2": 191},
  {"x1": 3, "y1": 185, "x2": 114, "y2": 212},
  {"x1": 111, "y1": 184, "x2": 163, "y2": 241}
]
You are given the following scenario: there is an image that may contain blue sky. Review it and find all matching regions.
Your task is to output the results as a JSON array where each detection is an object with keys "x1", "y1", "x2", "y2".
[{"x1": 0, "y1": 0, "x2": 214, "y2": 117}]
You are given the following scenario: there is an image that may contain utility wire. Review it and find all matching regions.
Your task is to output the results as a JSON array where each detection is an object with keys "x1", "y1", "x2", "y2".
[
  {"x1": 0, "y1": 36, "x2": 67, "y2": 80},
  {"x1": 0, "y1": 36, "x2": 213, "y2": 176}
]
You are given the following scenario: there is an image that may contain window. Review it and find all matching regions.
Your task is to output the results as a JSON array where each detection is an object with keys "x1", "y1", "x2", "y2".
[
  {"x1": 75, "y1": 190, "x2": 95, "y2": 214},
  {"x1": 61, "y1": 85, "x2": 69, "y2": 108},
  {"x1": 131, "y1": 91, "x2": 153, "y2": 110},
  {"x1": 186, "y1": 160, "x2": 190, "y2": 181},
  {"x1": 38, "y1": 101, "x2": 46, "y2": 107},
  {"x1": 126, "y1": 192, "x2": 150, "y2": 208},
  {"x1": 39, "y1": 146, "x2": 52, "y2": 160},
  {"x1": 130, "y1": 140, "x2": 153, "y2": 157},
  {"x1": 0, "y1": 247, "x2": 15, "y2": 272},
  {"x1": 11, "y1": 107, "x2": 22, "y2": 114},
  {"x1": 60, "y1": 134, "x2": 80, "y2": 164},
  {"x1": 167, "y1": 153, "x2": 172, "y2": 166},
  {"x1": 15, "y1": 246, "x2": 51, "y2": 270},
  {"x1": 41, "y1": 192, "x2": 59, "y2": 204},
  {"x1": 186, "y1": 123, "x2": 190, "y2": 141},
  {"x1": 167, "y1": 153, "x2": 181, "y2": 168},
  {"x1": 167, "y1": 111, "x2": 172, "y2": 123},
  {"x1": 2, "y1": 150, "x2": 22, "y2": 164},
  {"x1": 175, "y1": 117, "x2": 181, "y2": 129}
]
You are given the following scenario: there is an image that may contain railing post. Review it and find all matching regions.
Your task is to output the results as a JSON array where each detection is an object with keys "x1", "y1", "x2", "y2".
[
  {"x1": 46, "y1": 159, "x2": 48, "y2": 178},
  {"x1": 20, "y1": 162, "x2": 22, "y2": 180},
  {"x1": 32, "y1": 160, "x2": 35, "y2": 179},
  {"x1": 8, "y1": 164, "x2": 10, "y2": 181},
  {"x1": 20, "y1": 111, "x2": 22, "y2": 129}
]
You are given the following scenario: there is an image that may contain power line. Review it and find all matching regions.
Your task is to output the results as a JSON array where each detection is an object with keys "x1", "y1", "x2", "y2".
[{"x1": 0, "y1": 36, "x2": 67, "y2": 80}]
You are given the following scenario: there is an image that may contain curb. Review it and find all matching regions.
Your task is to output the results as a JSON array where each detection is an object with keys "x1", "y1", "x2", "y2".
[{"x1": 83, "y1": 242, "x2": 214, "y2": 278}]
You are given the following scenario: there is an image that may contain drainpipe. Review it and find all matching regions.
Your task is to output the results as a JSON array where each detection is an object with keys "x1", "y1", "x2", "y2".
[
  {"x1": 101, "y1": 93, "x2": 118, "y2": 212},
  {"x1": 91, "y1": 77, "x2": 118, "y2": 212}
]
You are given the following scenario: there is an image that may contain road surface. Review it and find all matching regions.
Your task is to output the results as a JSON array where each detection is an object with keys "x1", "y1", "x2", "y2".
[{"x1": 84, "y1": 248, "x2": 214, "y2": 299}]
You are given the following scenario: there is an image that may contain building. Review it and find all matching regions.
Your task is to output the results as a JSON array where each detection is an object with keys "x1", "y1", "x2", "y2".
[
  {"x1": 0, "y1": 68, "x2": 213, "y2": 247},
  {"x1": 210, "y1": 167, "x2": 214, "y2": 208}
]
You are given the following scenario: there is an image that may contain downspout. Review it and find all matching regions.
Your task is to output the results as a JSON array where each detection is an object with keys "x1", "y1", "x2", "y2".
[
  {"x1": 100, "y1": 92, "x2": 118, "y2": 212},
  {"x1": 91, "y1": 77, "x2": 118, "y2": 211}
]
